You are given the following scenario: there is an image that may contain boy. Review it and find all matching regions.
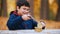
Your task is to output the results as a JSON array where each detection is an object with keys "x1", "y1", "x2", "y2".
[{"x1": 7, "y1": 0, "x2": 37, "y2": 30}]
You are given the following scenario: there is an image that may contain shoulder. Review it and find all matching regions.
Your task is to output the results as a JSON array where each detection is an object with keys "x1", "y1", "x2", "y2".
[
  {"x1": 10, "y1": 10, "x2": 18, "y2": 15},
  {"x1": 10, "y1": 11, "x2": 14, "y2": 15},
  {"x1": 9, "y1": 11, "x2": 17, "y2": 18}
]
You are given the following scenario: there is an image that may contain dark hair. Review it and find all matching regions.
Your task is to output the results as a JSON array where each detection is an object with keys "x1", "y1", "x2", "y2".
[{"x1": 17, "y1": 0, "x2": 30, "y2": 8}]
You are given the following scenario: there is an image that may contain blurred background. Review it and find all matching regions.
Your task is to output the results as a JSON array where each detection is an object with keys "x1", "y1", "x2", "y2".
[{"x1": 0, "y1": 0, "x2": 60, "y2": 30}]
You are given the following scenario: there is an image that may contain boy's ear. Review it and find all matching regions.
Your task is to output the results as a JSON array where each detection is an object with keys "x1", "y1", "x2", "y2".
[{"x1": 17, "y1": 6, "x2": 19, "y2": 10}]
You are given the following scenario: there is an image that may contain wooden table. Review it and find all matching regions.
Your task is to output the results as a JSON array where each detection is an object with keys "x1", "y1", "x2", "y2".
[{"x1": 0, "y1": 29, "x2": 60, "y2": 34}]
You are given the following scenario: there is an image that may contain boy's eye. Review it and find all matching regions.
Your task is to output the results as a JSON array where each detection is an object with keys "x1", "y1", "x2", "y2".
[
  {"x1": 23, "y1": 8, "x2": 26, "y2": 10},
  {"x1": 27, "y1": 9, "x2": 30, "y2": 12}
]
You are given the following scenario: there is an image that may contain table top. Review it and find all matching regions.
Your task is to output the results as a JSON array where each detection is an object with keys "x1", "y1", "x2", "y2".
[{"x1": 0, "y1": 29, "x2": 60, "y2": 34}]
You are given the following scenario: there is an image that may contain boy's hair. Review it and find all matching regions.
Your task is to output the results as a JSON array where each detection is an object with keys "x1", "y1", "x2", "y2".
[{"x1": 17, "y1": 0, "x2": 30, "y2": 8}]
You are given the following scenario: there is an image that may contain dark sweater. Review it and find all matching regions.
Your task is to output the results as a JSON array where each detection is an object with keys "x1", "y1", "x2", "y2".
[{"x1": 7, "y1": 11, "x2": 37, "y2": 30}]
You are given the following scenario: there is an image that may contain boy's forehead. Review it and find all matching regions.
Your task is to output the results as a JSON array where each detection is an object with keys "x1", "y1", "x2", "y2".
[{"x1": 20, "y1": 5, "x2": 30, "y2": 9}]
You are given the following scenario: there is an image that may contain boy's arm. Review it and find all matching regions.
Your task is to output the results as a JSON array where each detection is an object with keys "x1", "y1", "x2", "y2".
[
  {"x1": 22, "y1": 19, "x2": 37, "y2": 29},
  {"x1": 7, "y1": 14, "x2": 23, "y2": 30}
]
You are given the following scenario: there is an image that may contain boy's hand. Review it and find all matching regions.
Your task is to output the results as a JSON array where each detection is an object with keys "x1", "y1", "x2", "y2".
[
  {"x1": 22, "y1": 14, "x2": 31, "y2": 20},
  {"x1": 40, "y1": 21, "x2": 45, "y2": 29}
]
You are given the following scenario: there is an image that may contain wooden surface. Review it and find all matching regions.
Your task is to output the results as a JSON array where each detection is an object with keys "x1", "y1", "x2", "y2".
[{"x1": 0, "y1": 29, "x2": 60, "y2": 34}]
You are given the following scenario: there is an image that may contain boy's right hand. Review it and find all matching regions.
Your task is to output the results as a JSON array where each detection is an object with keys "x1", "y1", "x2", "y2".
[{"x1": 22, "y1": 15, "x2": 31, "y2": 20}]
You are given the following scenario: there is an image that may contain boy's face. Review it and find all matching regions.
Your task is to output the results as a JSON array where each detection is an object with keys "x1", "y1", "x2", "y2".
[{"x1": 17, "y1": 5, "x2": 30, "y2": 15}]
